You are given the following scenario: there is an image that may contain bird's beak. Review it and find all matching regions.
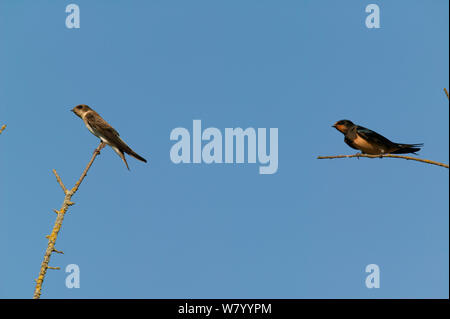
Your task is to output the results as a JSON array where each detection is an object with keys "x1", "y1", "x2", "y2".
[
  {"x1": 332, "y1": 124, "x2": 337, "y2": 128},
  {"x1": 70, "y1": 107, "x2": 75, "y2": 113}
]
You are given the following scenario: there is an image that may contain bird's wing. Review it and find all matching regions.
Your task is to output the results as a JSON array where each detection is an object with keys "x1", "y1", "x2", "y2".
[
  {"x1": 84, "y1": 112, "x2": 133, "y2": 153},
  {"x1": 85, "y1": 111, "x2": 147, "y2": 164},
  {"x1": 85, "y1": 112, "x2": 120, "y2": 137},
  {"x1": 355, "y1": 125, "x2": 395, "y2": 146}
]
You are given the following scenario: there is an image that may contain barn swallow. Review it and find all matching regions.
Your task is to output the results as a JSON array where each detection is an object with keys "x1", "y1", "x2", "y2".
[
  {"x1": 72, "y1": 104, "x2": 147, "y2": 170},
  {"x1": 332, "y1": 120, "x2": 423, "y2": 155}
]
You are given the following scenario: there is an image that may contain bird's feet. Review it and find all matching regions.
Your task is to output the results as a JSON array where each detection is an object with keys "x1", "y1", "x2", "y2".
[
  {"x1": 354, "y1": 152, "x2": 363, "y2": 159},
  {"x1": 93, "y1": 141, "x2": 106, "y2": 155}
]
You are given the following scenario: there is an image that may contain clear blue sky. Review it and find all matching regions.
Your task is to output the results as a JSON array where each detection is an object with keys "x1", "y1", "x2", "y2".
[{"x1": 0, "y1": 0, "x2": 448, "y2": 298}]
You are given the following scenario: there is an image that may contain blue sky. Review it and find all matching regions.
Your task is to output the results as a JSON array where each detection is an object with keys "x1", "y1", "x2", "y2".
[{"x1": 0, "y1": 0, "x2": 448, "y2": 298}]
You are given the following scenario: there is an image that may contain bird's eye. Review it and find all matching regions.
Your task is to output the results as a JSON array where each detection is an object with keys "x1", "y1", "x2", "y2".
[{"x1": 77, "y1": 105, "x2": 83, "y2": 109}]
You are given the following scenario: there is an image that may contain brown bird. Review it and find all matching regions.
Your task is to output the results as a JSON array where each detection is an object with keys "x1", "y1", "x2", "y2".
[
  {"x1": 333, "y1": 119, "x2": 423, "y2": 155},
  {"x1": 72, "y1": 104, "x2": 147, "y2": 170}
]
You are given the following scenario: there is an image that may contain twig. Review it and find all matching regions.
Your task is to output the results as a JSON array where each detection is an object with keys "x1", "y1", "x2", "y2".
[
  {"x1": 444, "y1": 88, "x2": 449, "y2": 100},
  {"x1": 53, "y1": 170, "x2": 67, "y2": 194},
  {"x1": 317, "y1": 153, "x2": 449, "y2": 169},
  {"x1": 33, "y1": 141, "x2": 106, "y2": 299},
  {"x1": 0, "y1": 124, "x2": 6, "y2": 135}
]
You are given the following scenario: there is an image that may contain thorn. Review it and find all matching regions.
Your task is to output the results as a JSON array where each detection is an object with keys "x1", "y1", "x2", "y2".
[
  {"x1": 67, "y1": 201, "x2": 75, "y2": 206},
  {"x1": 47, "y1": 266, "x2": 60, "y2": 270},
  {"x1": 53, "y1": 209, "x2": 59, "y2": 214},
  {"x1": 53, "y1": 248, "x2": 64, "y2": 254}
]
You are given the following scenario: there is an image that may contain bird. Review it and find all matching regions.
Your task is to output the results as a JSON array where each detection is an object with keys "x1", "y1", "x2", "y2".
[
  {"x1": 72, "y1": 104, "x2": 147, "y2": 170},
  {"x1": 332, "y1": 120, "x2": 423, "y2": 155}
]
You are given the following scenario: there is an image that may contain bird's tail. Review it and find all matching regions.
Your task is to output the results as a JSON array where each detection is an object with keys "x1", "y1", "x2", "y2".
[
  {"x1": 126, "y1": 149, "x2": 147, "y2": 163},
  {"x1": 392, "y1": 143, "x2": 424, "y2": 154}
]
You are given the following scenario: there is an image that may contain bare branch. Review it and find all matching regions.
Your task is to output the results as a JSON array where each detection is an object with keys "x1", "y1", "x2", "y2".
[
  {"x1": 444, "y1": 88, "x2": 449, "y2": 100},
  {"x1": 317, "y1": 153, "x2": 449, "y2": 169},
  {"x1": 33, "y1": 142, "x2": 106, "y2": 299},
  {"x1": 0, "y1": 124, "x2": 6, "y2": 135}
]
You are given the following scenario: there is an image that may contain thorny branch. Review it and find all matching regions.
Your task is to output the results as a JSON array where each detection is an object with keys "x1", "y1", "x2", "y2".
[
  {"x1": 317, "y1": 153, "x2": 449, "y2": 169},
  {"x1": 33, "y1": 142, "x2": 106, "y2": 299}
]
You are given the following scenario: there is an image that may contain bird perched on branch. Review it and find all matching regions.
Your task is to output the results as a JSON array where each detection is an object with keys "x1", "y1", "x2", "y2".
[
  {"x1": 72, "y1": 104, "x2": 147, "y2": 170},
  {"x1": 332, "y1": 120, "x2": 423, "y2": 155}
]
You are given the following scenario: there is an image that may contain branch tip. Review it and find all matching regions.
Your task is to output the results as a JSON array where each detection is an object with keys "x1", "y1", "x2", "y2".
[{"x1": 53, "y1": 169, "x2": 68, "y2": 194}]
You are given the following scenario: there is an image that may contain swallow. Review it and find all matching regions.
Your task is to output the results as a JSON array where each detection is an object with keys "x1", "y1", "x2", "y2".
[
  {"x1": 72, "y1": 104, "x2": 147, "y2": 170},
  {"x1": 332, "y1": 120, "x2": 423, "y2": 155}
]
